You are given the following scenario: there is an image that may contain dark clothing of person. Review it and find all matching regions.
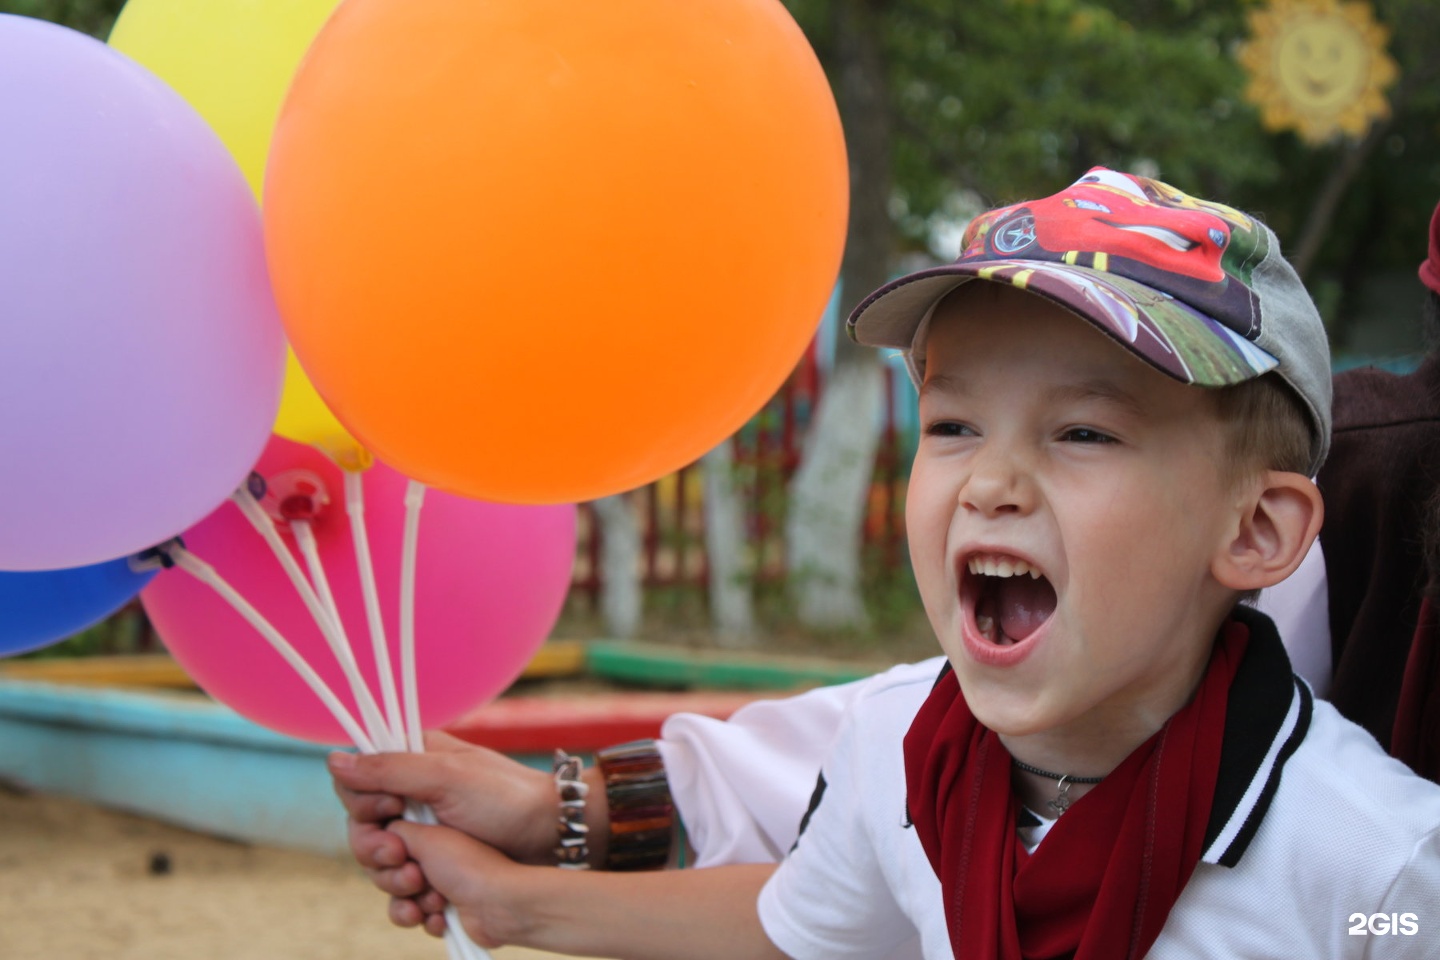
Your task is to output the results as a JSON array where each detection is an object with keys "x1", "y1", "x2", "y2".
[
  {"x1": 1394, "y1": 597, "x2": 1440, "y2": 781},
  {"x1": 1320, "y1": 353, "x2": 1440, "y2": 780}
]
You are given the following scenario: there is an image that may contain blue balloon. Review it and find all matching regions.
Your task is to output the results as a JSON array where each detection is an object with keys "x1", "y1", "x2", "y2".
[{"x1": 0, "y1": 557, "x2": 158, "y2": 657}]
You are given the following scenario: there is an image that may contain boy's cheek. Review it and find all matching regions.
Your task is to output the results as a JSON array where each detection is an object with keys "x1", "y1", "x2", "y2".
[
  {"x1": 908, "y1": 566, "x2": 954, "y2": 634},
  {"x1": 903, "y1": 506, "x2": 950, "y2": 579}
]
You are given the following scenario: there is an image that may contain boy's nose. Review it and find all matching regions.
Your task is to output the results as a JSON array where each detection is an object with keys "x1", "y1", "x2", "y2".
[{"x1": 958, "y1": 447, "x2": 1035, "y2": 517}]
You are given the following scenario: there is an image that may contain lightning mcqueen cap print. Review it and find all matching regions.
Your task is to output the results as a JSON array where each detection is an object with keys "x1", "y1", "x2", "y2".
[{"x1": 849, "y1": 167, "x2": 1332, "y2": 473}]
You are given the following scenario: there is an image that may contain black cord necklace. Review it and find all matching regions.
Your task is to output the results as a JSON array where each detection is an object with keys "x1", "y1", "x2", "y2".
[{"x1": 1012, "y1": 759, "x2": 1104, "y2": 816}]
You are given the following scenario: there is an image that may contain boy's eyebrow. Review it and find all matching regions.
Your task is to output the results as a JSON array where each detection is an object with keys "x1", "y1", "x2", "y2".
[
  {"x1": 921, "y1": 374, "x2": 1144, "y2": 414},
  {"x1": 1046, "y1": 379, "x2": 1146, "y2": 416},
  {"x1": 918, "y1": 373, "x2": 970, "y2": 399}
]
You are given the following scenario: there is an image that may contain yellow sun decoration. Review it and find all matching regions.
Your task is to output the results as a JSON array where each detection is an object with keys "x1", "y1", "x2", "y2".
[{"x1": 1237, "y1": 0, "x2": 1399, "y2": 144}]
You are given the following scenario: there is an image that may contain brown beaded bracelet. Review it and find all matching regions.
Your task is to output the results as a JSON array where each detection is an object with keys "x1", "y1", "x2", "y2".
[{"x1": 595, "y1": 739, "x2": 674, "y2": 871}]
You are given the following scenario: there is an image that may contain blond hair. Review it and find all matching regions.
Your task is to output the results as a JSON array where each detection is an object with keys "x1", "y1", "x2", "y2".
[{"x1": 1212, "y1": 373, "x2": 1316, "y2": 481}]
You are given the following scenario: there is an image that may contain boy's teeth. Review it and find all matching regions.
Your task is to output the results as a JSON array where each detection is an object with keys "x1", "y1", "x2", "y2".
[
  {"x1": 967, "y1": 556, "x2": 1039, "y2": 579},
  {"x1": 977, "y1": 614, "x2": 996, "y2": 642}
]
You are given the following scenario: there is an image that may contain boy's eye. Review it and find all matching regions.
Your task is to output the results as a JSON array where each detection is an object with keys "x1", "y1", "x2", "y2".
[
  {"x1": 926, "y1": 420, "x2": 975, "y2": 438},
  {"x1": 1059, "y1": 427, "x2": 1116, "y2": 444}
]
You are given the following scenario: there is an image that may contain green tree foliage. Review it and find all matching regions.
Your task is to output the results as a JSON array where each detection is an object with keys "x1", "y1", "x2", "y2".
[
  {"x1": 889, "y1": 1, "x2": 1274, "y2": 213},
  {"x1": 790, "y1": 0, "x2": 1438, "y2": 308},
  {"x1": 0, "y1": 0, "x2": 125, "y2": 38}
]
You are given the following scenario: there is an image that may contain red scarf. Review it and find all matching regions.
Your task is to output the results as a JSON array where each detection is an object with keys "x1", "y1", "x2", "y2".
[{"x1": 903, "y1": 621, "x2": 1248, "y2": 960}]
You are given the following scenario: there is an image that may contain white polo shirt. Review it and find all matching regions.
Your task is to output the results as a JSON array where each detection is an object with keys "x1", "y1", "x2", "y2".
[
  {"x1": 658, "y1": 553, "x2": 1333, "y2": 874},
  {"x1": 756, "y1": 621, "x2": 1440, "y2": 960}
]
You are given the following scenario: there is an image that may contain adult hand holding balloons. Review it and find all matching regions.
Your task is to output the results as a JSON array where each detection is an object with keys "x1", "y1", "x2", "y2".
[
  {"x1": 265, "y1": 0, "x2": 849, "y2": 504},
  {"x1": 0, "y1": 14, "x2": 284, "y2": 571},
  {"x1": 141, "y1": 436, "x2": 576, "y2": 745}
]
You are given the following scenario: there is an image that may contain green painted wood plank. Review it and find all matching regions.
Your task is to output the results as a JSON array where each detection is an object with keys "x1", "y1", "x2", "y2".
[{"x1": 584, "y1": 640, "x2": 888, "y2": 691}]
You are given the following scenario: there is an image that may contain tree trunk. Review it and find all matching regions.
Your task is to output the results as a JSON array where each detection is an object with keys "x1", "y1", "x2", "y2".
[
  {"x1": 1291, "y1": 118, "x2": 1391, "y2": 280},
  {"x1": 591, "y1": 493, "x2": 642, "y2": 639},
  {"x1": 785, "y1": 359, "x2": 887, "y2": 628},
  {"x1": 785, "y1": 0, "x2": 896, "y2": 630},
  {"x1": 702, "y1": 442, "x2": 756, "y2": 645}
]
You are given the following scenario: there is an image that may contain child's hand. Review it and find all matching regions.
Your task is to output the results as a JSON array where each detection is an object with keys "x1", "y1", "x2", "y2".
[
  {"x1": 386, "y1": 819, "x2": 534, "y2": 947},
  {"x1": 328, "y1": 730, "x2": 558, "y2": 868},
  {"x1": 388, "y1": 823, "x2": 789, "y2": 960}
]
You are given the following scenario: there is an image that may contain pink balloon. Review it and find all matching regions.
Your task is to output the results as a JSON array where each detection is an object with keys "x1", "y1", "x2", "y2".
[{"x1": 141, "y1": 436, "x2": 575, "y2": 744}]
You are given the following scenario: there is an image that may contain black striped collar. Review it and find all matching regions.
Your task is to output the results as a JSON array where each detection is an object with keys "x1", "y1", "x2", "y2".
[{"x1": 1200, "y1": 604, "x2": 1313, "y2": 867}]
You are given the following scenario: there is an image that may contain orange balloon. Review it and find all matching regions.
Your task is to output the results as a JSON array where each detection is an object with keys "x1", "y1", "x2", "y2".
[{"x1": 263, "y1": 0, "x2": 847, "y2": 504}]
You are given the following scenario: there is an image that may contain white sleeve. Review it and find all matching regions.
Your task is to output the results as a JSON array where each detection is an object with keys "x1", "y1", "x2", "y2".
[
  {"x1": 1369, "y1": 828, "x2": 1440, "y2": 958},
  {"x1": 1254, "y1": 535, "x2": 1332, "y2": 697},
  {"x1": 657, "y1": 658, "x2": 947, "y2": 868},
  {"x1": 756, "y1": 693, "x2": 918, "y2": 960}
]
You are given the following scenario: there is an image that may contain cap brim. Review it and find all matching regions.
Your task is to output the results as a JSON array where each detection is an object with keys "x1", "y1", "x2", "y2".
[{"x1": 849, "y1": 260, "x2": 1279, "y2": 388}]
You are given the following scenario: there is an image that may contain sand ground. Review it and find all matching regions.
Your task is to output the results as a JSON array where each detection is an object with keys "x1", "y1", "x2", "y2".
[{"x1": 0, "y1": 783, "x2": 588, "y2": 960}]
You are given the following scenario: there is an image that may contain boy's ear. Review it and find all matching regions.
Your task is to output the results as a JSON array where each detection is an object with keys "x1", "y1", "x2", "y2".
[{"x1": 1213, "y1": 471, "x2": 1324, "y2": 592}]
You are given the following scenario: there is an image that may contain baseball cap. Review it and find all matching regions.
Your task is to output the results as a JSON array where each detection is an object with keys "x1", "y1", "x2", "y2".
[{"x1": 849, "y1": 167, "x2": 1333, "y2": 473}]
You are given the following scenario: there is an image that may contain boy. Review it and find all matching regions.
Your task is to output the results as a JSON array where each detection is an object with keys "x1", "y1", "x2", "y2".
[{"x1": 371, "y1": 169, "x2": 1440, "y2": 958}]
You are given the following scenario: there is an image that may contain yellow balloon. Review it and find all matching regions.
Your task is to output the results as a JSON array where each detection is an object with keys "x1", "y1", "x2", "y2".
[
  {"x1": 109, "y1": 0, "x2": 339, "y2": 198},
  {"x1": 276, "y1": 350, "x2": 374, "y2": 471},
  {"x1": 109, "y1": 0, "x2": 369, "y2": 468}
]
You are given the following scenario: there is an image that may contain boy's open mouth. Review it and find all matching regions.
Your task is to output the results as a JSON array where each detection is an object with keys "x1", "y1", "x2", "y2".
[{"x1": 962, "y1": 553, "x2": 1058, "y2": 646}]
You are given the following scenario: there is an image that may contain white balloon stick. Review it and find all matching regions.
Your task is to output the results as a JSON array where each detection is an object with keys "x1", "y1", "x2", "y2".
[
  {"x1": 344, "y1": 468, "x2": 406, "y2": 749},
  {"x1": 167, "y1": 544, "x2": 376, "y2": 754},
  {"x1": 230, "y1": 488, "x2": 392, "y2": 749},
  {"x1": 399, "y1": 480, "x2": 427, "y2": 754}
]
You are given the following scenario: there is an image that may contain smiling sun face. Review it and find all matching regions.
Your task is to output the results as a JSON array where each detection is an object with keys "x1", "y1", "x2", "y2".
[
  {"x1": 1238, "y1": 0, "x2": 1398, "y2": 144},
  {"x1": 1276, "y1": 17, "x2": 1369, "y2": 112}
]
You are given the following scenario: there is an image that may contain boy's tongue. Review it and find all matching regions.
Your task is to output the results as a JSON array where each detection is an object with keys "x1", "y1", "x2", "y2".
[{"x1": 980, "y1": 575, "x2": 1056, "y2": 642}]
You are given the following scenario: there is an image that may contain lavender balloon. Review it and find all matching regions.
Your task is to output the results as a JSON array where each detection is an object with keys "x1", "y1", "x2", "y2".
[{"x1": 0, "y1": 15, "x2": 284, "y2": 571}]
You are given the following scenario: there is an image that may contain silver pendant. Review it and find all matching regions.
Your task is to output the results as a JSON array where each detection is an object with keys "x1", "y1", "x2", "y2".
[{"x1": 1046, "y1": 775, "x2": 1075, "y2": 816}]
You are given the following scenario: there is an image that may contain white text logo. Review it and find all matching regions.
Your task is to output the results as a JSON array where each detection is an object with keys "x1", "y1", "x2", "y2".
[{"x1": 1347, "y1": 913, "x2": 1419, "y2": 936}]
